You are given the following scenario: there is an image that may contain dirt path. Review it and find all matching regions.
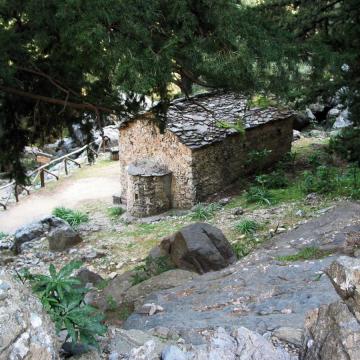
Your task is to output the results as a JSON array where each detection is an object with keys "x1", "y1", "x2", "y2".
[{"x1": 0, "y1": 160, "x2": 120, "y2": 233}]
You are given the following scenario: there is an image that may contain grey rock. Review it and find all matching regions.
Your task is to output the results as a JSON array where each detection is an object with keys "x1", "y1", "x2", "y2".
[
  {"x1": 333, "y1": 108, "x2": 352, "y2": 129},
  {"x1": 110, "y1": 329, "x2": 165, "y2": 359},
  {"x1": 326, "y1": 256, "x2": 360, "y2": 321},
  {"x1": 124, "y1": 202, "x2": 360, "y2": 333},
  {"x1": 302, "y1": 300, "x2": 360, "y2": 360},
  {"x1": 76, "y1": 268, "x2": 104, "y2": 287},
  {"x1": 13, "y1": 215, "x2": 71, "y2": 253},
  {"x1": 305, "y1": 108, "x2": 316, "y2": 121},
  {"x1": 158, "y1": 223, "x2": 237, "y2": 274},
  {"x1": 218, "y1": 197, "x2": 230, "y2": 206},
  {"x1": 88, "y1": 269, "x2": 197, "y2": 320},
  {"x1": 161, "y1": 345, "x2": 187, "y2": 360},
  {"x1": 186, "y1": 327, "x2": 293, "y2": 360},
  {"x1": 309, "y1": 129, "x2": 325, "y2": 138},
  {"x1": 273, "y1": 327, "x2": 303, "y2": 346},
  {"x1": 47, "y1": 223, "x2": 82, "y2": 251},
  {"x1": 232, "y1": 207, "x2": 244, "y2": 216},
  {"x1": 0, "y1": 270, "x2": 59, "y2": 359},
  {"x1": 309, "y1": 103, "x2": 325, "y2": 114},
  {"x1": 293, "y1": 112, "x2": 310, "y2": 130},
  {"x1": 293, "y1": 129, "x2": 301, "y2": 141}
]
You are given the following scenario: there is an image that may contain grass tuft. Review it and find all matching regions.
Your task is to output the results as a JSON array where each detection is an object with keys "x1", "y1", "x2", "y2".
[
  {"x1": 234, "y1": 219, "x2": 260, "y2": 235},
  {"x1": 107, "y1": 206, "x2": 125, "y2": 219},
  {"x1": 52, "y1": 207, "x2": 89, "y2": 227},
  {"x1": 246, "y1": 186, "x2": 274, "y2": 206},
  {"x1": 191, "y1": 203, "x2": 222, "y2": 221},
  {"x1": 276, "y1": 247, "x2": 331, "y2": 262}
]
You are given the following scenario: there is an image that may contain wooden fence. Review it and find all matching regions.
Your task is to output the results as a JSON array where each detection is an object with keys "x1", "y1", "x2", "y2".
[{"x1": 0, "y1": 137, "x2": 110, "y2": 210}]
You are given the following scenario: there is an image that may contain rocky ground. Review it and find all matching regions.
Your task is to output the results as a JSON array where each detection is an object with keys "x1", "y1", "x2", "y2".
[{"x1": 1, "y1": 131, "x2": 360, "y2": 359}]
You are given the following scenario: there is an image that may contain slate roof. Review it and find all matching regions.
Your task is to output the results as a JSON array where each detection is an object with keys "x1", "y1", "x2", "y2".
[{"x1": 165, "y1": 92, "x2": 293, "y2": 149}]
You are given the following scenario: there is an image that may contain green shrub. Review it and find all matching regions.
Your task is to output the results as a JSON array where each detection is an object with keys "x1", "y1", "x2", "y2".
[
  {"x1": 277, "y1": 151, "x2": 297, "y2": 171},
  {"x1": 329, "y1": 127, "x2": 360, "y2": 165},
  {"x1": 52, "y1": 207, "x2": 89, "y2": 227},
  {"x1": 255, "y1": 170, "x2": 288, "y2": 189},
  {"x1": 276, "y1": 247, "x2": 331, "y2": 262},
  {"x1": 234, "y1": 219, "x2": 259, "y2": 235},
  {"x1": 246, "y1": 186, "x2": 274, "y2": 205},
  {"x1": 0, "y1": 232, "x2": 7, "y2": 240},
  {"x1": 301, "y1": 165, "x2": 360, "y2": 198},
  {"x1": 191, "y1": 203, "x2": 221, "y2": 221},
  {"x1": 19, "y1": 261, "x2": 106, "y2": 348},
  {"x1": 307, "y1": 153, "x2": 322, "y2": 169},
  {"x1": 302, "y1": 166, "x2": 337, "y2": 194},
  {"x1": 246, "y1": 148, "x2": 273, "y2": 174},
  {"x1": 107, "y1": 206, "x2": 125, "y2": 219}
]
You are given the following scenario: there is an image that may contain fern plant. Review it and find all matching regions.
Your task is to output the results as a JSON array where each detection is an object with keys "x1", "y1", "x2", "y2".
[{"x1": 19, "y1": 261, "x2": 107, "y2": 349}]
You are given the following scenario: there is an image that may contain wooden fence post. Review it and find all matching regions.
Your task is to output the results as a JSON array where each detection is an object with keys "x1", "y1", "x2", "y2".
[
  {"x1": 40, "y1": 169, "x2": 45, "y2": 188},
  {"x1": 14, "y1": 183, "x2": 19, "y2": 202},
  {"x1": 64, "y1": 158, "x2": 68, "y2": 175}
]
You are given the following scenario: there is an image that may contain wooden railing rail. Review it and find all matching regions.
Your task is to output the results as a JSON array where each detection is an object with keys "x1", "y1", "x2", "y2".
[{"x1": 0, "y1": 136, "x2": 110, "y2": 210}]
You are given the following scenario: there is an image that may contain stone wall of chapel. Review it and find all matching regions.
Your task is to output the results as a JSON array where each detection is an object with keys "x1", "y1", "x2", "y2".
[
  {"x1": 119, "y1": 116, "x2": 195, "y2": 209},
  {"x1": 191, "y1": 117, "x2": 293, "y2": 202}
]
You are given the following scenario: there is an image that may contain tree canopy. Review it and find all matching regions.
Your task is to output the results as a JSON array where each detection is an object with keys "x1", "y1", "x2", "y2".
[{"x1": 0, "y1": 0, "x2": 359, "y2": 182}]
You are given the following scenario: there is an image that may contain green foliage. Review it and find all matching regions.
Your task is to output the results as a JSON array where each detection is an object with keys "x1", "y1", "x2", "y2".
[
  {"x1": 255, "y1": 170, "x2": 288, "y2": 189},
  {"x1": 301, "y1": 165, "x2": 358, "y2": 197},
  {"x1": 329, "y1": 128, "x2": 360, "y2": 165},
  {"x1": 0, "y1": 231, "x2": 7, "y2": 240},
  {"x1": 246, "y1": 186, "x2": 274, "y2": 206},
  {"x1": 276, "y1": 247, "x2": 331, "y2": 262},
  {"x1": 246, "y1": 148, "x2": 272, "y2": 174},
  {"x1": 301, "y1": 163, "x2": 360, "y2": 199},
  {"x1": 307, "y1": 153, "x2": 322, "y2": 169},
  {"x1": 0, "y1": 0, "x2": 298, "y2": 182},
  {"x1": 277, "y1": 151, "x2": 297, "y2": 171},
  {"x1": 234, "y1": 219, "x2": 260, "y2": 235},
  {"x1": 215, "y1": 118, "x2": 245, "y2": 134},
  {"x1": 191, "y1": 203, "x2": 222, "y2": 221},
  {"x1": 302, "y1": 167, "x2": 334, "y2": 194},
  {"x1": 19, "y1": 261, "x2": 107, "y2": 348},
  {"x1": 247, "y1": 148, "x2": 272, "y2": 164},
  {"x1": 52, "y1": 207, "x2": 89, "y2": 227},
  {"x1": 232, "y1": 236, "x2": 261, "y2": 259},
  {"x1": 107, "y1": 206, "x2": 125, "y2": 219},
  {"x1": 131, "y1": 256, "x2": 175, "y2": 286},
  {"x1": 248, "y1": 94, "x2": 276, "y2": 108}
]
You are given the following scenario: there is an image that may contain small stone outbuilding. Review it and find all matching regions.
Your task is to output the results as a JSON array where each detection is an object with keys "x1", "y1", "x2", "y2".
[{"x1": 119, "y1": 92, "x2": 294, "y2": 216}]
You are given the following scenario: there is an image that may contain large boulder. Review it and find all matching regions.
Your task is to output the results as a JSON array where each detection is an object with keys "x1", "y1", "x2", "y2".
[
  {"x1": 0, "y1": 270, "x2": 59, "y2": 359},
  {"x1": 293, "y1": 112, "x2": 310, "y2": 130},
  {"x1": 13, "y1": 215, "x2": 75, "y2": 253},
  {"x1": 302, "y1": 300, "x2": 360, "y2": 360},
  {"x1": 47, "y1": 224, "x2": 82, "y2": 252},
  {"x1": 302, "y1": 257, "x2": 360, "y2": 360},
  {"x1": 155, "y1": 223, "x2": 237, "y2": 274},
  {"x1": 326, "y1": 256, "x2": 360, "y2": 321},
  {"x1": 87, "y1": 269, "x2": 197, "y2": 319},
  {"x1": 13, "y1": 215, "x2": 82, "y2": 253},
  {"x1": 187, "y1": 327, "x2": 293, "y2": 360},
  {"x1": 108, "y1": 327, "x2": 293, "y2": 360}
]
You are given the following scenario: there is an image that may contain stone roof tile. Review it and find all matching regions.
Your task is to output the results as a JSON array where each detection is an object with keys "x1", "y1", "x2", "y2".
[{"x1": 165, "y1": 92, "x2": 293, "y2": 149}]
